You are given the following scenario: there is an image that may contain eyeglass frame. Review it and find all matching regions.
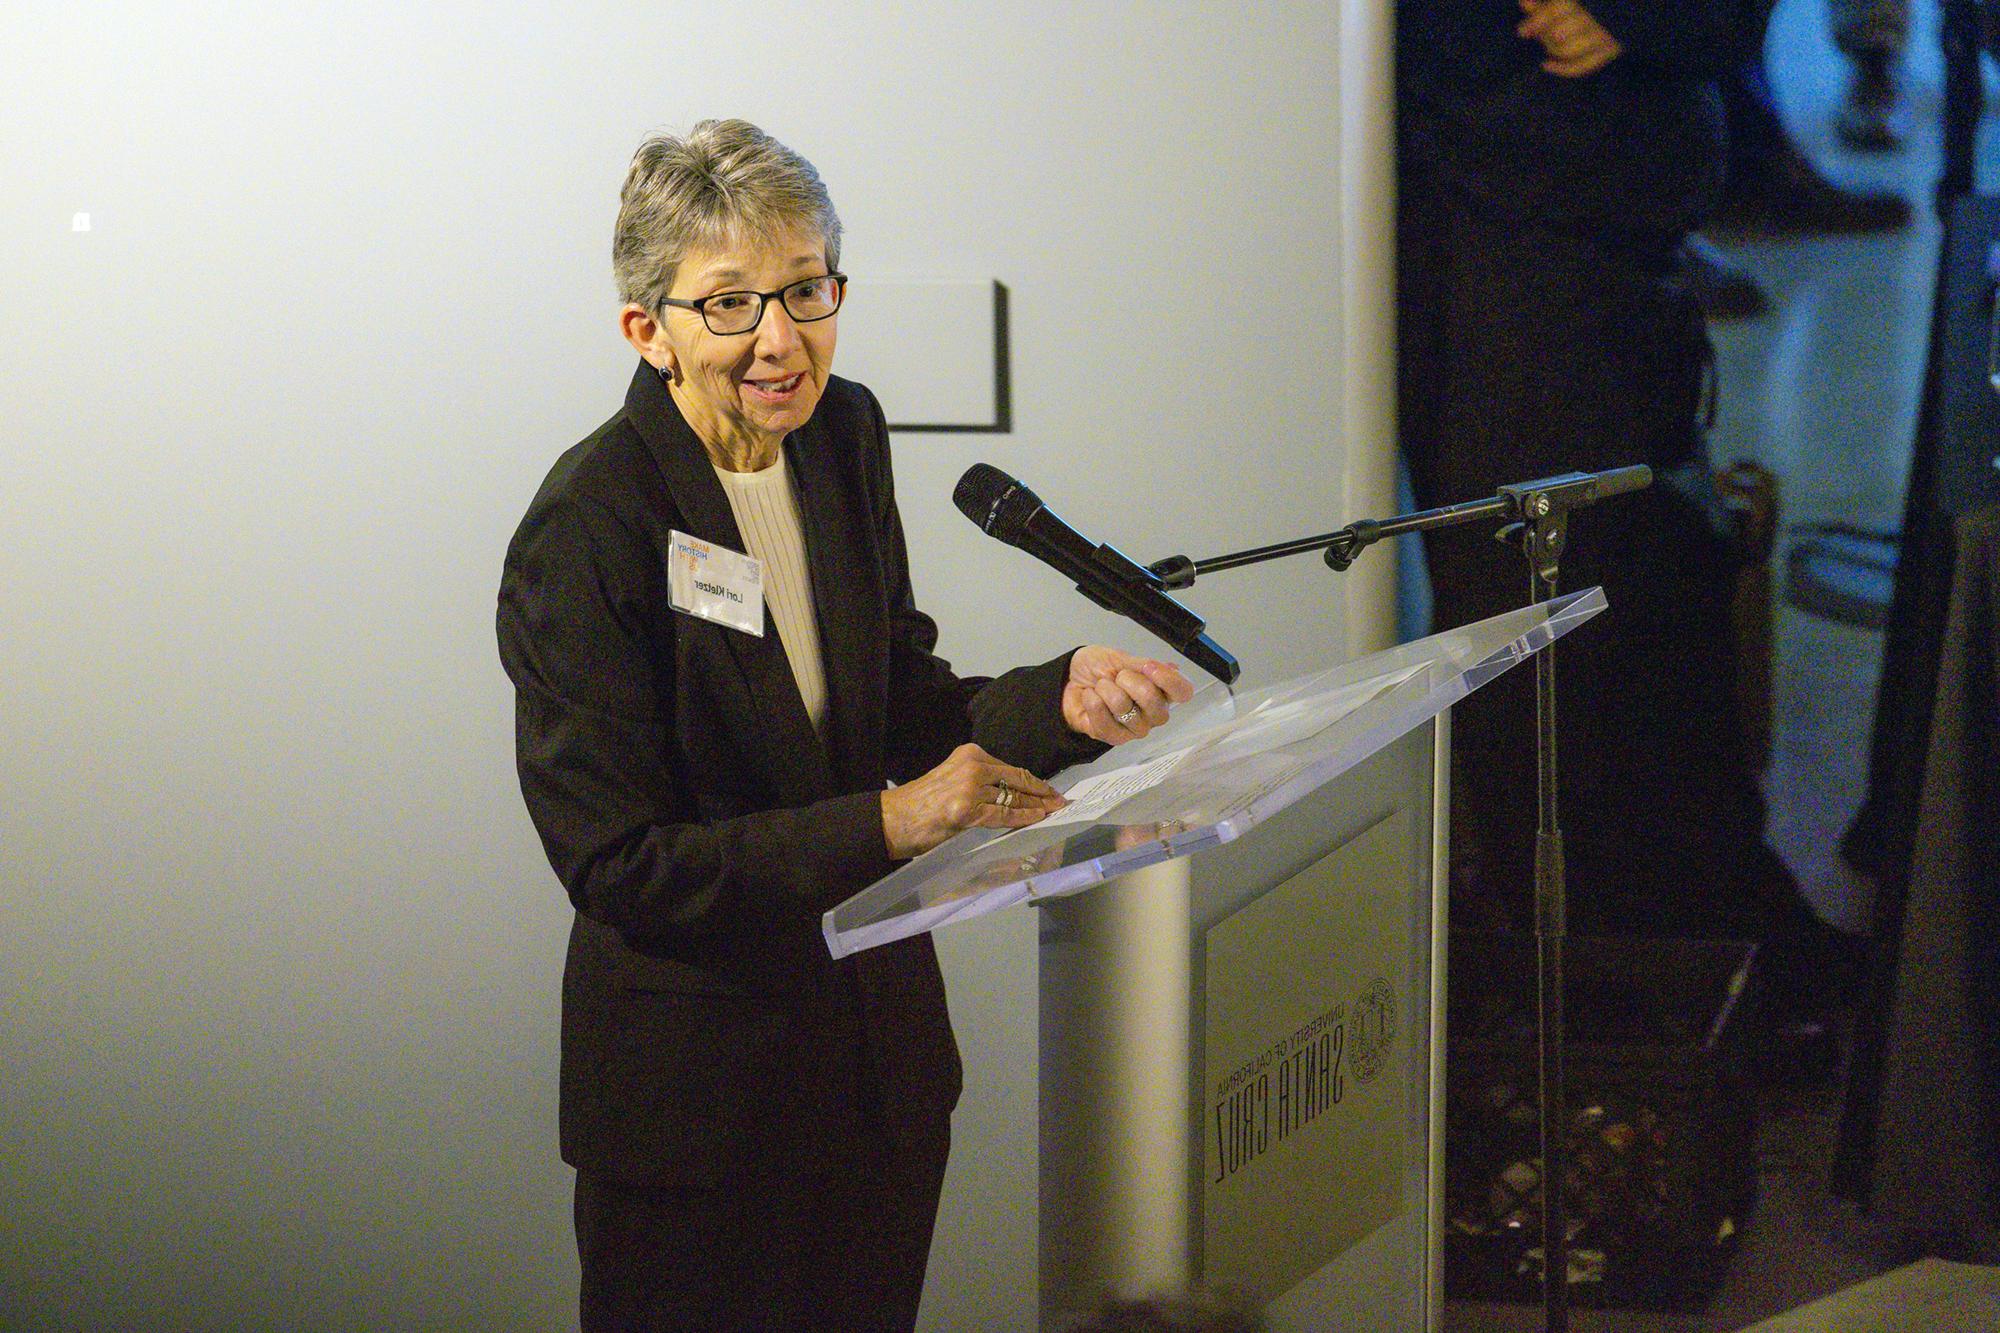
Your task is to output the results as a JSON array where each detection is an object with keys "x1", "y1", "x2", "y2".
[{"x1": 658, "y1": 272, "x2": 847, "y2": 336}]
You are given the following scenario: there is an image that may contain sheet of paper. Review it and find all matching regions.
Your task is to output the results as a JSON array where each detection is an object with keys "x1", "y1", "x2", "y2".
[{"x1": 1036, "y1": 746, "x2": 1196, "y2": 829}]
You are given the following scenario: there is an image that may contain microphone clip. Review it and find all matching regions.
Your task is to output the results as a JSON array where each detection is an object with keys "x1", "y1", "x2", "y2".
[{"x1": 1495, "y1": 468, "x2": 1641, "y2": 586}]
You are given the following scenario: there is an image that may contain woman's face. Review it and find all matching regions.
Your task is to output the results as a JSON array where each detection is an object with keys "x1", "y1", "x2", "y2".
[{"x1": 653, "y1": 226, "x2": 838, "y2": 461}]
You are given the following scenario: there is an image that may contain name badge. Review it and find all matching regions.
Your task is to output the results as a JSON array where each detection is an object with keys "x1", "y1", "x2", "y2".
[{"x1": 667, "y1": 530, "x2": 764, "y2": 636}]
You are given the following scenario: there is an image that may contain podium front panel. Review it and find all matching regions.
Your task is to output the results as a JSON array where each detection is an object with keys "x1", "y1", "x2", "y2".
[
  {"x1": 1200, "y1": 806, "x2": 1417, "y2": 1301},
  {"x1": 1196, "y1": 719, "x2": 1443, "y2": 1329},
  {"x1": 1039, "y1": 717, "x2": 1447, "y2": 1331}
]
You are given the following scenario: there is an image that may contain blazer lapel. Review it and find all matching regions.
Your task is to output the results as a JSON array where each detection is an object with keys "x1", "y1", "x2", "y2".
[
  {"x1": 622, "y1": 362, "x2": 836, "y2": 806},
  {"x1": 786, "y1": 410, "x2": 888, "y2": 793}
]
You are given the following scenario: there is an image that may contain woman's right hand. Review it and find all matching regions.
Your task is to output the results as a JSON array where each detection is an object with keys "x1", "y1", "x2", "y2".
[
  {"x1": 881, "y1": 743, "x2": 1067, "y2": 860},
  {"x1": 1518, "y1": 0, "x2": 1622, "y2": 78}
]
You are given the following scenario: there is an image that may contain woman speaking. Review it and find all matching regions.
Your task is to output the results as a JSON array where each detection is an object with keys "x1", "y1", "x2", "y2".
[{"x1": 497, "y1": 120, "x2": 1191, "y2": 1332}]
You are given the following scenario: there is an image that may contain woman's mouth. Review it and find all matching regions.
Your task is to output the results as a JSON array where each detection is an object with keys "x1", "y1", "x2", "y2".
[{"x1": 743, "y1": 371, "x2": 805, "y2": 404}]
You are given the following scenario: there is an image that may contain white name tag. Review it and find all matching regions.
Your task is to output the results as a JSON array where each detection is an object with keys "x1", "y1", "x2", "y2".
[{"x1": 667, "y1": 530, "x2": 764, "y2": 636}]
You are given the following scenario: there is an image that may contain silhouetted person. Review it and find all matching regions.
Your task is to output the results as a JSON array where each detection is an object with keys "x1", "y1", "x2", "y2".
[{"x1": 1397, "y1": 0, "x2": 1865, "y2": 1015}]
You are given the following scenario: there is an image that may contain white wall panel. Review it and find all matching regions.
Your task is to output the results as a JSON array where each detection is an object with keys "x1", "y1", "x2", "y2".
[{"x1": 0, "y1": 3, "x2": 1395, "y2": 1329}]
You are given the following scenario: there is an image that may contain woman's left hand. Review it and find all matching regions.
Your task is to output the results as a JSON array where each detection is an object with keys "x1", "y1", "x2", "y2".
[{"x1": 1062, "y1": 646, "x2": 1195, "y2": 745}]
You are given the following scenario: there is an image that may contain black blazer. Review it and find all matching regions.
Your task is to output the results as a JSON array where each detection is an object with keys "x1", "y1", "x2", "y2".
[{"x1": 498, "y1": 363, "x2": 1099, "y2": 1188}]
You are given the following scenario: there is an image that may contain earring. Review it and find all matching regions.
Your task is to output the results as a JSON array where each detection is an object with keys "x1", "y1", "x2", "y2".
[{"x1": 657, "y1": 363, "x2": 675, "y2": 386}]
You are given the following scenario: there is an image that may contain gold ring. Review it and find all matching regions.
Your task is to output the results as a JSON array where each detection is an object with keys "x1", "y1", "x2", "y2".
[{"x1": 1116, "y1": 707, "x2": 1140, "y2": 726}]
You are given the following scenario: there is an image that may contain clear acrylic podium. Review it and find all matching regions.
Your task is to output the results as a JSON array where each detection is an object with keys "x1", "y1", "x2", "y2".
[{"x1": 825, "y1": 590, "x2": 1606, "y2": 1331}]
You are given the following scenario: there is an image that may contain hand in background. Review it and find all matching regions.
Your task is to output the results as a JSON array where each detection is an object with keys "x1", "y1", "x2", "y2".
[
  {"x1": 881, "y1": 743, "x2": 1066, "y2": 859},
  {"x1": 1518, "y1": 0, "x2": 1623, "y2": 78},
  {"x1": 1061, "y1": 646, "x2": 1195, "y2": 746}
]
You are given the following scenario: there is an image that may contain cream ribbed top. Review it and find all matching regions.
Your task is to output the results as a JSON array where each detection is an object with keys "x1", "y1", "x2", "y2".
[{"x1": 712, "y1": 455, "x2": 828, "y2": 737}]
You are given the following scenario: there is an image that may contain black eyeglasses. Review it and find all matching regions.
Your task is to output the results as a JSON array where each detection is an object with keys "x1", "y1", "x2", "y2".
[{"x1": 660, "y1": 273, "x2": 847, "y2": 336}]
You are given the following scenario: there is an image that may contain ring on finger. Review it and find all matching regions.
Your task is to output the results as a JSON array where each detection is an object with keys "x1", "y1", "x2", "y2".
[
  {"x1": 995, "y1": 779, "x2": 1015, "y2": 808},
  {"x1": 1115, "y1": 706, "x2": 1141, "y2": 726}
]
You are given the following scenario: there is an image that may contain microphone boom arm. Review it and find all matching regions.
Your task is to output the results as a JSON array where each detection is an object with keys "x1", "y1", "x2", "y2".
[{"x1": 1146, "y1": 466, "x2": 1651, "y2": 588}]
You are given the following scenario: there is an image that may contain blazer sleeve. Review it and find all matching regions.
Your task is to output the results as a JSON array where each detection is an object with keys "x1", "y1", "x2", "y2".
[
  {"x1": 498, "y1": 489, "x2": 897, "y2": 951},
  {"x1": 857, "y1": 386, "x2": 1110, "y2": 784}
]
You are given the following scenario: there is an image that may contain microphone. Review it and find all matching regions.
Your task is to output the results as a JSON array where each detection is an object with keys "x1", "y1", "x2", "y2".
[{"x1": 952, "y1": 464, "x2": 1241, "y2": 684}]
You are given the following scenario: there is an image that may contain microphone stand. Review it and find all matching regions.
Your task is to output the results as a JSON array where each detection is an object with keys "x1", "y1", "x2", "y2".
[{"x1": 1149, "y1": 465, "x2": 1651, "y2": 1333}]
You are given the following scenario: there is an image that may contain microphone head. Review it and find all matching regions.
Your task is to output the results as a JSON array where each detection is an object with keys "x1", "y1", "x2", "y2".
[{"x1": 952, "y1": 463, "x2": 1042, "y2": 544}]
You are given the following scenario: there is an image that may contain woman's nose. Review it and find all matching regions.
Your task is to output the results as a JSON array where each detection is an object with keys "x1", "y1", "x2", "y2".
[{"x1": 754, "y1": 300, "x2": 802, "y2": 356}]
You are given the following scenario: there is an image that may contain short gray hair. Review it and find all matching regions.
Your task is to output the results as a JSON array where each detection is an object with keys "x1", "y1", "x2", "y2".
[{"x1": 613, "y1": 119, "x2": 843, "y2": 314}]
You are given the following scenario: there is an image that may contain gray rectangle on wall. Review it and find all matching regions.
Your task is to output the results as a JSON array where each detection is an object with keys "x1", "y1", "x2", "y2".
[{"x1": 835, "y1": 277, "x2": 1010, "y2": 432}]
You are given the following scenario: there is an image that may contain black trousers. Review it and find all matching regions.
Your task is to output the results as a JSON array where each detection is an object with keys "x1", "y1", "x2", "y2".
[
  {"x1": 574, "y1": 1124, "x2": 950, "y2": 1333},
  {"x1": 1397, "y1": 173, "x2": 1779, "y2": 938}
]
